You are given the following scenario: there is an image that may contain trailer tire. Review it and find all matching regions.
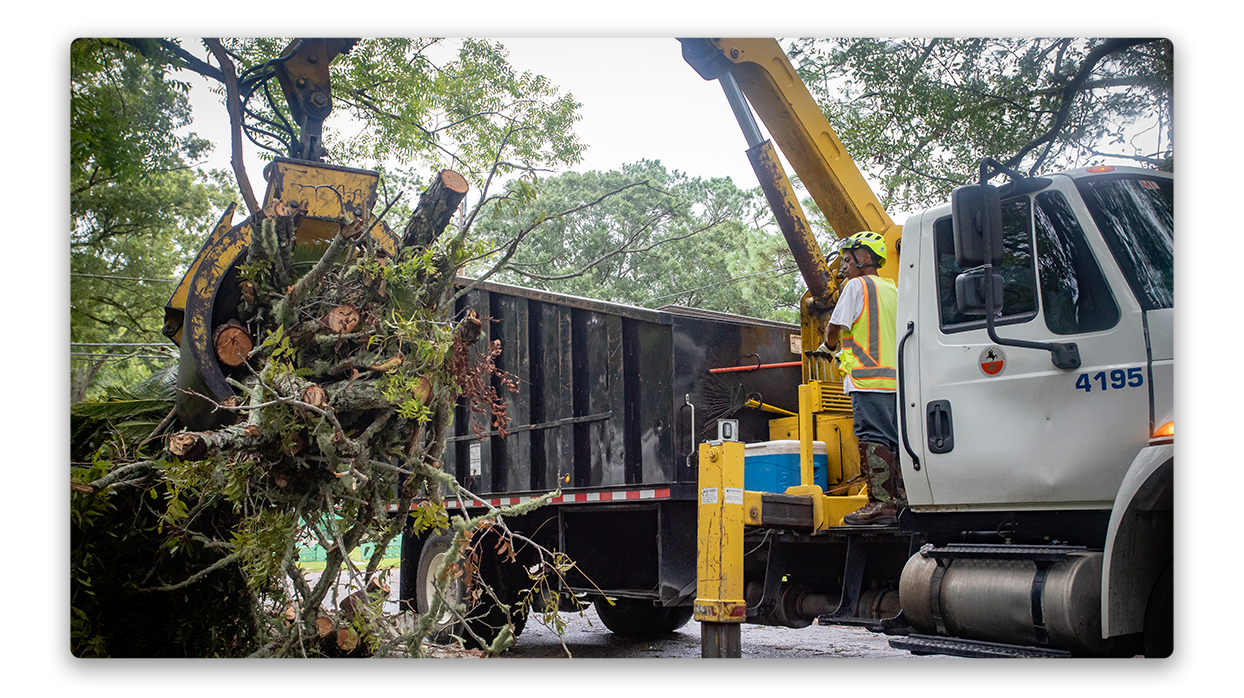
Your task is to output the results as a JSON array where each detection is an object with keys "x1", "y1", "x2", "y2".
[
  {"x1": 415, "y1": 532, "x2": 529, "y2": 649},
  {"x1": 1143, "y1": 562, "x2": 1173, "y2": 658},
  {"x1": 593, "y1": 597, "x2": 694, "y2": 637},
  {"x1": 415, "y1": 534, "x2": 464, "y2": 643}
]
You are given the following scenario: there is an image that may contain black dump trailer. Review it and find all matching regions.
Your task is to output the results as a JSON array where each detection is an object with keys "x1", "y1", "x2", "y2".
[{"x1": 399, "y1": 278, "x2": 803, "y2": 641}]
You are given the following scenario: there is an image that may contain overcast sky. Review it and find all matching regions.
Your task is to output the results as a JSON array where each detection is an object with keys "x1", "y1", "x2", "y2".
[{"x1": 183, "y1": 38, "x2": 802, "y2": 208}]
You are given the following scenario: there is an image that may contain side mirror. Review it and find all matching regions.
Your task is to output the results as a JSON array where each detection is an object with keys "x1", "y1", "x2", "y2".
[
  {"x1": 954, "y1": 269, "x2": 1004, "y2": 316},
  {"x1": 951, "y1": 184, "x2": 1003, "y2": 267}
]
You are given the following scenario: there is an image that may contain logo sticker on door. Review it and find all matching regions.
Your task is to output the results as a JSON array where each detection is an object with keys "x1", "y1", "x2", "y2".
[{"x1": 979, "y1": 346, "x2": 1006, "y2": 376}]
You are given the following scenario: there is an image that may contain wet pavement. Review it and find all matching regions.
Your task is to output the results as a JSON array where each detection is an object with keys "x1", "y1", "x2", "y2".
[{"x1": 302, "y1": 565, "x2": 922, "y2": 658}]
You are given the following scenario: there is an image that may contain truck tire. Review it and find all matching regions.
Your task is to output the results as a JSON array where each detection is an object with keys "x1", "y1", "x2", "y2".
[
  {"x1": 593, "y1": 597, "x2": 694, "y2": 637},
  {"x1": 1144, "y1": 562, "x2": 1173, "y2": 658},
  {"x1": 414, "y1": 532, "x2": 528, "y2": 649}
]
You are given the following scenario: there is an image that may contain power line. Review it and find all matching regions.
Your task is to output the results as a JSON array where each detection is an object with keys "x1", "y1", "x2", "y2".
[
  {"x1": 71, "y1": 273, "x2": 178, "y2": 283},
  {"x1": 71, "y1": 342, "x2": 173, "y2": 347},
  {"x1": 70, "y1": 352, "x2": 178, "y2": 360},
  {"x1": 644, "y1": 265, "x2": 798, "y2": 305}
]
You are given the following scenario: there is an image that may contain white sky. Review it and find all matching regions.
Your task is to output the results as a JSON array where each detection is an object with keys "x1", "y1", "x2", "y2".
[
  {"x1": 181, "y1": 35, "x2": 1166, "y2": 231},
  {"x1": 183, "y1": 38, "x2": 785, "y2": 204}
]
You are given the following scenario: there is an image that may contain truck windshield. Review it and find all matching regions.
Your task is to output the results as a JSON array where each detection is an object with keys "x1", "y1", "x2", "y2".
[{"x1": 1076, "y1": 176, "x2": 1174, "y2": 310}]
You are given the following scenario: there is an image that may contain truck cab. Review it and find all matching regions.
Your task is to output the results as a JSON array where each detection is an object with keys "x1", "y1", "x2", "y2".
[{"x1": 899, "y1": 167, "x2": 1173, "y2": 513}]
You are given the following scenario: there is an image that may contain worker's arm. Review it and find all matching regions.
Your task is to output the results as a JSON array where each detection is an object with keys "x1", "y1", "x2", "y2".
[{"x1": 824, "y1": 323, "x2": 847, "y2": 352}]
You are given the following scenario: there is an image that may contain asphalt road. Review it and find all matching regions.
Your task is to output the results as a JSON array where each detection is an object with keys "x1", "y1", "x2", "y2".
[
  {"x1": 500, "y1": 603, "x2": 922, "y2": 659},
  {"x1": 308, "y1": 567, "x2": 921, "y2": 658}
]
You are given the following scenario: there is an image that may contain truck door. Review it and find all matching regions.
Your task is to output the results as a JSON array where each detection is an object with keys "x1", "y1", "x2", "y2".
[{"x1": 908, "y1": 176, "x2": 1153, "y2": 510}]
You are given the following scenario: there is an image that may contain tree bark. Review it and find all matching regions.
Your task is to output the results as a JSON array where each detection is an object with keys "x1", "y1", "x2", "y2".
[
  {"x1": 167, "y1": 423, "x2": 256, "y2": 461},
  {"x1": 402, "y1": 170, "x2": 469, "y2": 250},
  {"x1": 203, "y1": 39, "x2": 260, "y2": 215}
]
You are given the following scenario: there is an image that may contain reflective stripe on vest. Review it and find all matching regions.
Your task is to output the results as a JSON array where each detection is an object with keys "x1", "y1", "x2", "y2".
[{"x1": 839, "y1": 275, "x2": 898, "y2": 391}]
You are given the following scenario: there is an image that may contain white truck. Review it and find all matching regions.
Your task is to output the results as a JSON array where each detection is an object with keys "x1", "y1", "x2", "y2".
[{"x1": 680, "y1": 38, "x2": 1173, "y2": 658}]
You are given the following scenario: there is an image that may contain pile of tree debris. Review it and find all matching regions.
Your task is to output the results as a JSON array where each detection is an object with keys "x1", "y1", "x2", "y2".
[{"x1": 71, "y1": 170, "x2": 552, "y2": 658}]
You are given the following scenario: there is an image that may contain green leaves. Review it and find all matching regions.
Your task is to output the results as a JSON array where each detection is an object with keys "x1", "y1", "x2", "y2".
[
  {"x1": 786, "y1": 38, "x2": 1173, "y2": 212},
  {"x1": 71, "y1": 40, "x2": 235, "y2": 401},
  {"x1": 220, "y1": 38, "x2": 584, "y2": 184},
  {"x1": 469, "y1": 160, "x2": 804, "y2": 322}
]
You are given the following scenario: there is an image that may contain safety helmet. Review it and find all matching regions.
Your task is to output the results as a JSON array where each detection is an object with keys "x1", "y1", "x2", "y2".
[{"x1": 838, "y1": 231, "x2": 887, "y2": 269}]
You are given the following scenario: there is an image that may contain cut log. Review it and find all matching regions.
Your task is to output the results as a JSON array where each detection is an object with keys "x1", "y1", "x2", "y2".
[
  {"x1": 240, "y1": 280, "x2": 257, "y2": 306},
  {"x1": 339, "y1": 578, "x2": 391, "y2": 621},
  {"x1": 301, "y1": 384, "x2": 328, "y2": 410},
  {"x1": 401, "y1": 169, "x2": 469, "y2": 250},
  {"x1": 323, "y1": 305, "x2": 360, "y2": 335},
  {"x1": 167, "y1": 432, "x2": 209, "y2": 461},
  {"x1": 315, "y1": 615, "x2": 334, "y2": 639},
  {"x1": 213, "y1": 320, "x2": 254, "y2": 368},
  {"x1": 167, "y1": 423, "x2": 258, "y2": 461},
  {"x1": 336, "y1": 627, "x2": 360, "y2": 653}
]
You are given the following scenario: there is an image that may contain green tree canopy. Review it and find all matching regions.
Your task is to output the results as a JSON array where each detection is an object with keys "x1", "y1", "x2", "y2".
[
  {"x1": 70, "y1": 39, "x2": 234, "y2": 402},
  {"x1": 786, "y1": 38, "x2": 1173, "y2": 213},
  {"x1": 468, "y1": 160, "x2": 804, "y2": 323},
  {"x1": 169, "y1": 38, "x2": 584, "y2": 191}
]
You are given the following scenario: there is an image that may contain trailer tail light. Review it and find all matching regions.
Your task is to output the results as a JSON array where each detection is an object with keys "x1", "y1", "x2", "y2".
[{"x1": 1150, "y1": 421, "x2": 1174, "y2": 444}]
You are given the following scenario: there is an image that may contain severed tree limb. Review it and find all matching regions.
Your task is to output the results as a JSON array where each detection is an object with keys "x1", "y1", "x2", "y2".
[
  {"x1": 204, "y1": 39, "x2": 260, "y2": 215},
  {"x1": 273, "y1": 231, "x2": 352, "y2": 329},
  {"x1": 402, "y1": 170, "x2": 469, "y2": 250},
  {"x1": 167, "y1": 422, "x2": 261, "y2": 461},
  {"x1": 75, "y1": 460, "x2": 158, "y2": 495}
]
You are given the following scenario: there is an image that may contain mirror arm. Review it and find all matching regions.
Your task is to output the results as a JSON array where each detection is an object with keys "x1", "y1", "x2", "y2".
[{"x1": 975, "y1": 159, "x2": 1081, "y2": 370}]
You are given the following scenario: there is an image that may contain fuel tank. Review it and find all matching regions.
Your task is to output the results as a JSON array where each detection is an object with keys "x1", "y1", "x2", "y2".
[{"x1": 899, "y1": 547, "x2": 1111, "y2": 656}]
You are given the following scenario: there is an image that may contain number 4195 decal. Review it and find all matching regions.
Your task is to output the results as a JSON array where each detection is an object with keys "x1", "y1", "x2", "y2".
[{"x1": 1076, "y1": 368, "x2": 1144, "y2": 392}]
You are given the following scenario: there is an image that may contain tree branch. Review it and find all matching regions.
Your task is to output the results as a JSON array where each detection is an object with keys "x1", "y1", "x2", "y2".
[
  {"x1": 1006, "y1": 38, "x2": 1155, "y2": 174},
  {"x1": 204, "y1": 38, "x2": 260, "y2": 214}
]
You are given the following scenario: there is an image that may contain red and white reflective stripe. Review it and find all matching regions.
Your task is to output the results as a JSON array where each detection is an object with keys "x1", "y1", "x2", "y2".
[{"x1": 445, "y1": 487, "x2": 672, "y2": 509}]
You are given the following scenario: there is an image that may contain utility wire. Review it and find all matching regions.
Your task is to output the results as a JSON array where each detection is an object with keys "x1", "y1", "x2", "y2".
[
  {"x1": 644, "y1": 265, "x2": 798, "y2": 305},
  {"x1": 70, "y1": 352, "x2": 178, "y2": 360},
  {"x1": 71, "y1": 273, "x2": 178, "y2": 284},
  {"x1": 71, "y1": 342, "x2": 173, "y2": 347}
]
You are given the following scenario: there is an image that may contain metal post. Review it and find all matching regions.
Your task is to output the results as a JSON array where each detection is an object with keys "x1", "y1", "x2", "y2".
[{"x1": 694, "y1": 440, "x2": 746, "y2": 658}]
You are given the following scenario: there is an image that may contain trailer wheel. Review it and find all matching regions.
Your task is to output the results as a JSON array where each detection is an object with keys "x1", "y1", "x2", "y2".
[
  {"x1": 1143, "y1": 562, "x2": 1173, "y2": 658},
  {"x1": 414, "y1": 532, "x2": 529, "y2": 648},
  {"x1": 593, "y1": 597, "x2": 694, "y2": 637},
  {"x1": 415, "y1": 534, "x2": 463, "y2": 643}
]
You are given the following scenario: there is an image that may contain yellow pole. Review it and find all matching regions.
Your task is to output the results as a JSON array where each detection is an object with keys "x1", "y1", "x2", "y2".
[
  {"x1": 695, "y1": 440, "x2": 746, "y2": 656},
  {"x1": 798, "y1": 383, "x2": 815, "y2": 487}
]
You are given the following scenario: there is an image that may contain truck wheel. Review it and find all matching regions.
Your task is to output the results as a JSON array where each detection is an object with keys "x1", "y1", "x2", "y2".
[
  {"x1": 414, "y1": 531, "x2": 528, "y2": 648},
  {"x1": 1144, "y1": 562, "x2": 1173, "y2": 658},
  {"x1": 593, "y1": 597, "x2": 694, "y2": 637},
  {"x1": 415, "y1": 534, "x2": 463, "y2": 643}
]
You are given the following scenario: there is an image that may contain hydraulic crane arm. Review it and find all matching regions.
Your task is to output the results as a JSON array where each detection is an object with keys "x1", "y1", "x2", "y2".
[{"x1": 679, "y1": 39, "x2": 899, "y2": 283}]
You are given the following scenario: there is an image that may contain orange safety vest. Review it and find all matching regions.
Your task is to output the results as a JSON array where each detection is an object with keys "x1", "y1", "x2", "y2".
[{"x1": 839, "y1": 275, "x2": 898, "y2": 391}]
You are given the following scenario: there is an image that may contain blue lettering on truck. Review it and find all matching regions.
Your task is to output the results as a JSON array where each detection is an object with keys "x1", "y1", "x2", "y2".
[{"x1": 1075, "y1": 367, "x2": 1144, "y2": 393}]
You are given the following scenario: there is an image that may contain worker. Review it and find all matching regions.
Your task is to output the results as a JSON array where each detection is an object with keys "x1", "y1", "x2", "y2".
[{"x1": 823, "y1": 231, "x2": 906, "y2": 526}]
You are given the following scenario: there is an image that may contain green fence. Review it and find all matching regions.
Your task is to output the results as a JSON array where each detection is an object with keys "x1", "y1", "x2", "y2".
[{"x1": 296, "y1": 537, "x2": 402, "y2": 564}]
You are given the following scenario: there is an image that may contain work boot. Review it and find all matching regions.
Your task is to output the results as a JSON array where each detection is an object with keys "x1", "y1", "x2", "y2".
[
  {"x1": 875, "y1": 443, "x2": 907, "y2": 508},
  {"x1": 844, "y1": 442, "x2": 898, "y2": 526},
  {"x1": 843, "y1": 499, "x2": 897, "y2": 526}
]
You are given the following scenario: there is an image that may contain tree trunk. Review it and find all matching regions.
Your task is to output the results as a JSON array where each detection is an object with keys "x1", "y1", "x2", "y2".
[{"x1": 402, "y1": 169, "x2": 469, "y2": 250}]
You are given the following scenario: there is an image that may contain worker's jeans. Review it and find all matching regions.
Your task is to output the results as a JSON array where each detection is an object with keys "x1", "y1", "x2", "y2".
[{"x1": 849, "y1": 390, "x2": 898, "y2": 452}]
